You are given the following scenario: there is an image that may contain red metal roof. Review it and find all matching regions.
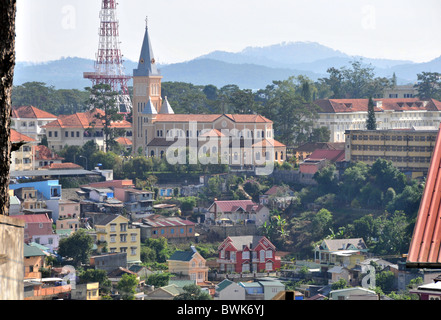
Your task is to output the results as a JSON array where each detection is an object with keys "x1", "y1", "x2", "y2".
[
  {"x1": 307, "y1": 149, "x2": 345, "y2": 162},
  {"x1": 407, "y1": 124, "x2": 441, "y2": 268}
]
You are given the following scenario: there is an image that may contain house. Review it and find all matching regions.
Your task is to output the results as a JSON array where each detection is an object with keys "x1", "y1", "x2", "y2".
[
  {"x1": 9, "y1": 180, "x2": 62, "y2": 221},
  {"x1": 291, "y1": 142, "x2": 345, "y2": 162},
  {"x1": 206, "y1": 200, "x2": 270, "y2": 226},
  {"x1": 314, "y1": 238, "x2": 368, "y2": 270},
  {"x1": 23, "y1": 243, "x2": 48, "y2": 279},
  {"x1": 42, "y1": 108, "x2": 132, "y2": 152},
  {"x1": 90, "y1": 252, "x2": 127, "y2": 273},
  {"x1": 329, "y1": 286, "x2": 379, "y2": 300},
  {"x1": 138, "y1": 215, "x2": 195, "y2": 241},
  {"x1": 167, "y1": 246, "x2": 208, "y2": 284},
  {"x1": 259, "y1": 185, "x2": 296, "y2": 209},
  {"x1": 70, "y1": 282, "x2": 100, "y2": 300},
  {"x1": 12, "y1": 186, "x2": 47, "y2": 213},
  {"x1": 312, "y1": 98, "x2": 441, "y2": 142},
  {"x1": 214, "y1": 279, "x2": 246, "y2": 300},
  {"x1": 94, "y1": 214, "x2": 141, "y2": 264},
  {"x1": 56, "y1": 200, "x2": 80, "y2": 233},
  {"x1": 11, "y1": 105, "x2": 57, "y2": 142},
  {"x1": 145, "y1": 284, "x2": 184, "y2": 300},
  {"x1": 409, "y1": 276, "x2": 441, "y2": 300},
  {"x1": 10, "y1": 129, "x2": 37, "y2": 171},
  {"x1": 107, "y1": 267, "x2": 140, "y2": 287},
  {"x1": 299, "y1": 149, "x2": 346, "y2": 182},
  {"x1": 217, "y1": 236, "x2": 281, "y2": 274},
  {"x1": 34, "y1": 145, "x2": 64, "y2": 170},
  {"x1": 14, "y1": 214, "x2": 58, "y2": 251},
  {"x1": 239, "y1": 279, "x2": 285, "y2": 300},
  {"x1": 113, "y1": 187, "x2": 154, "y2": 219}
]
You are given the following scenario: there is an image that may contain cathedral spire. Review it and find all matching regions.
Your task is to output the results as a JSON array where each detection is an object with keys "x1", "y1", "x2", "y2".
[{"x1": 133, "y1": 18, "x2": 159, "y2": 77}]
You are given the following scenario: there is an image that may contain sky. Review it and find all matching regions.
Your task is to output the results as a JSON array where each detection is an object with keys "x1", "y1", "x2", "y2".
[{"x1": 15, "y1": 0, "x2": 441, "y2": 65}]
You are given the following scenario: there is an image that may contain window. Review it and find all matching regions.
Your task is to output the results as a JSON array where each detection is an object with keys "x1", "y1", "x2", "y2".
[
  {"x1": 242, "y1": 251, "x2": 250, "y2": 259},
  {"x1": 65, "y1": 132, "x2": 68, "y2": 137}
]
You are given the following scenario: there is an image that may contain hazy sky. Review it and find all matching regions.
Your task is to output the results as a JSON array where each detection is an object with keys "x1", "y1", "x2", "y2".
[{"x1": 15, "y1": 0, "x2": 441, "y2": 64}]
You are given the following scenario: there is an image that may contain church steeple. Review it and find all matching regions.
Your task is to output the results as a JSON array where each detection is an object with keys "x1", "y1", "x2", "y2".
[{"x1": 133, "y1": 17, "x2": 160, "y2": 77}]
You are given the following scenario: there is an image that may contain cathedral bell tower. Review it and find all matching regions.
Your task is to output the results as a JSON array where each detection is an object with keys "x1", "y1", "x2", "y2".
[{"x1": 132, "y1": 18, "x2": 163, "y2": 155}]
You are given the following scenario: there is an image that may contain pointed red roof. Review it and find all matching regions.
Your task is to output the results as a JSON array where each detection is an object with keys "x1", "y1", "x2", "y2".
[
  {"x1": 10, "y1": 129, "x2": 35, "y2": 143},
  {"x1": 407, "y1": 124, "x2": 441, "y2": 268},
  {"x1": 12, "y1": 106, "x2": 57, "y2": 119},
  {"x1": 43, "y1": 108, "x2": 132, "y2": 129}
]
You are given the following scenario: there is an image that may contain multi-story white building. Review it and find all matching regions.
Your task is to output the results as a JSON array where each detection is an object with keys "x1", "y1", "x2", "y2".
[
  {"x1": 11, "y1": 106, "x2": 57, "y2": 142},
  {"x1": 313, "y1": 98, "x2": 441, "y2": 142}
]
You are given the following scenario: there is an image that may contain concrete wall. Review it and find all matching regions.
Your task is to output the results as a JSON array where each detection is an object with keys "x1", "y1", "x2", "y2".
[{"x1": 0, "y1": 215, "x2": 25, "y2": 300}]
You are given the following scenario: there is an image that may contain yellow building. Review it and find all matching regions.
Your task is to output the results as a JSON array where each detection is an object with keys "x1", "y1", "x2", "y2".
[
  {"x1": 167, "y1": 246, "x2": 208, "y2": 284},
  {"x1": 131, "y1": 23, "x2": 286, "y2": 170},
  {"x1": 345, "y1": 128, "x2": 438, "y2": 178},
  {"x1": 11, "y1": 129, "x2": 37, "y2": 171},
  {"x1": 95, "y1": 215, "x2": 141, "y2": 265}
]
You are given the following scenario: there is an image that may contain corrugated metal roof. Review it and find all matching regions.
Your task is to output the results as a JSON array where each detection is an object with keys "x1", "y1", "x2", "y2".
[{"x1": 407, "y1": 124, "x2": 441, "y2": 268}]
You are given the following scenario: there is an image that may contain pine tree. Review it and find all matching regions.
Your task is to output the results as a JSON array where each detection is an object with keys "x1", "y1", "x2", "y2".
[{"x1": 366, "y1": 97, "x2": 377, "y2": 130}]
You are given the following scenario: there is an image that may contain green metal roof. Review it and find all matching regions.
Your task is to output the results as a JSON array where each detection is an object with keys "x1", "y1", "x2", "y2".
[{"x1": 168, "y1": 250, "x2": 195, "y2": 262}]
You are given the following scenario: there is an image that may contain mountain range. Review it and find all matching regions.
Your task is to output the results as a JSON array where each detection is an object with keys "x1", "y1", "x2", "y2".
[{"x1": 13, "y1": 41, "x2": 441, "y2": 90}]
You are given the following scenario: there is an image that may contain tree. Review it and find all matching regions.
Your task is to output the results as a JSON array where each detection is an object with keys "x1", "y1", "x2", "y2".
[
  {"x1": 173, "y1": 284, "x2": 212, "y2": 300},
  {"x1": 311, "y1": 208, "x2": 333, "y2": 237},
  {"x1": 78, "y1": 269, "x2": 112, "y2": 294},
  {"x1": 57, "y1": 229, "x2": 94, "y2": 266},
  {"x1": 366, "y1": 97, "x2": 377, "y2": 130},
  {"x1": 117, "y1": 273, "x2": 138, "y2": 300},
  {"x1": 0, "y1": 0, "x2": 16, "y2": 216},
  {"x1": 86, "y1": 84, "x2": 123, "y2": 152},
  {"x1": 146, "y1": 272, "x2": 171, "y2": 287},
  {"x1": 414, "y1": 72, "x2": 441, "y2": 100}
]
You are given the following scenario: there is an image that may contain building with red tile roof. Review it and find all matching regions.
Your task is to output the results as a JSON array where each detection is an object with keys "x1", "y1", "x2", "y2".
[
  {"x1": 42, "y1": 108, "x2": 132, "y2": 152},
  {"x1": 11, "y1": 106, "x2": 57, "y2": 142},
  {"x1": 34, "y1": 145, "x2": 64, "y2": 169},
  {"x1": 10, "y1": 129, "x2": 37, "y2": 171},
  {"x1": 312, "y1": 98, "x2": 441, "y2": 143},
  {"x1": 407, "y1": 125, "x2": 441, "y2": 268}
]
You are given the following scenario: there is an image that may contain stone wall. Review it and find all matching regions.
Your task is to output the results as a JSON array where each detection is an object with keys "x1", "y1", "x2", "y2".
[{"x1": 0, "y1": 215, "x2": 25, "y2": 300}]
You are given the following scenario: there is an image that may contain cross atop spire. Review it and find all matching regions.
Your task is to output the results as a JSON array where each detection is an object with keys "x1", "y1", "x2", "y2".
[{"x1": 145, "y1": 16, "x2": 148, "y2": 28}]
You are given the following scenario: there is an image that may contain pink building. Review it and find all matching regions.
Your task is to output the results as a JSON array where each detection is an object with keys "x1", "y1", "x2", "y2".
[{"x1": 14, "y1": 214, "x2": 54, "y2": 243}]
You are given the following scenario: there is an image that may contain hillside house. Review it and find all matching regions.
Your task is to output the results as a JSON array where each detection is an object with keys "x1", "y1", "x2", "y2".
[
  {"x1": 314, "y1": 238, "x2": 368, "y2": 272},
  {"x1": 217, "y1": 236, "x2": 281, "y2": 273},
  {"x1": 167, "y1": 246, "x2": 208, "y2": 284},
  {"x1": 206, "y1": 200, "x2": 270, "y2": 226}
]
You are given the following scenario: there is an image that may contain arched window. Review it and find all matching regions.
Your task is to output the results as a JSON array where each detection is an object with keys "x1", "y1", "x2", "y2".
[{"x1": 151, "y1": 150, "x2": 155, "y2": 157}]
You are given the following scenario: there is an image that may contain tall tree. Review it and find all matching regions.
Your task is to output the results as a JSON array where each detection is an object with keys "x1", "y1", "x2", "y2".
[
  {"x1": 86, "y1": 84, "x2": 123, "y2": 152},
  {"x1": 366, "y1": 97, "x2": 377, "y2": 130},
  {"x1": 414, "y1": 72, "x2": 441, "y2": 100},
  {"x1": 0, "y1": 0, "x2": 16, "y2": 215}
]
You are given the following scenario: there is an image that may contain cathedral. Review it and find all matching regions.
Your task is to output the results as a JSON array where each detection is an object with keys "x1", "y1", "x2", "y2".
[{"x1": 131, "y1": 22, "x2": 286, "y2": 172}]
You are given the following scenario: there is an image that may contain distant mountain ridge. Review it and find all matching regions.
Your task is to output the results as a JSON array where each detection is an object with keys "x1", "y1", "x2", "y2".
[{"x1": 13, "y1": 41, "x2": 441, "y2": 90}]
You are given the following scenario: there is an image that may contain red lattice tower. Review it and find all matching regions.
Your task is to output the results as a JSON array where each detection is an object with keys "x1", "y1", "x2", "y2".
[{"x1": 84, "y1": 0, "x2": 132, "y2": 115}]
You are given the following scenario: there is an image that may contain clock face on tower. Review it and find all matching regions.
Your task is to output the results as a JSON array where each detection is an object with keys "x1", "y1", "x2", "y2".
[{"x1": 140, "y1": 58, "x2": 144, "y2": 64}]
